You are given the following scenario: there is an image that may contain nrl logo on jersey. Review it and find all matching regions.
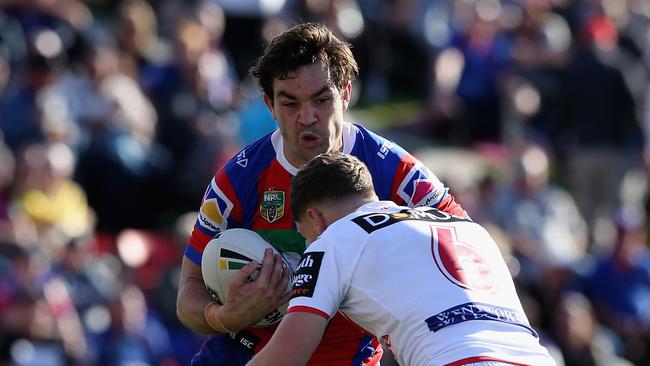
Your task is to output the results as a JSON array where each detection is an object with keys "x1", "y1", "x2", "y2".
[{"x1": 260, "y1": 189, "x2": 285, "y2": 223}]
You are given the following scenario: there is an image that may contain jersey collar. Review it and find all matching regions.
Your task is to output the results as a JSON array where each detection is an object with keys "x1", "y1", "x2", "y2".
[{"x1": 271, "y1": 122, "x2": 357, "y2": 176}]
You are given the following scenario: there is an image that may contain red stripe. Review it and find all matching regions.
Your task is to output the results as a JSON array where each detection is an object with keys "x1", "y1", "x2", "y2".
[
  {"x1": 445, "y1": 356, "x2": 531, "y2": 366},
  {"x1": 390, "y1": 153, "x2": 417, "y2": 205},
  {"x1": 189, "y1": 227, "x2": 212, "y2": 253},
  {"x1": 435, "y1": 194, "x2": 469, "y2": 217},
  {"x1": 287, "y1": 306, "x2": 330, "y2": 320},
  {"x1": 215, "y1": 171, "x2": 242, "y2": 224}
]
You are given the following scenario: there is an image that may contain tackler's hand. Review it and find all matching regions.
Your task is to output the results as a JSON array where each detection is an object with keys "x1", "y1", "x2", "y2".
[{"x1": 219, "y1": 249, "x2": 291, "y2": 330}]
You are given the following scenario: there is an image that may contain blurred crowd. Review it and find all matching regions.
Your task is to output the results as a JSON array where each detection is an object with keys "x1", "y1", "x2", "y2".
[{"x1": 0, "y1": 0, "x2": 649, "y2": 365}]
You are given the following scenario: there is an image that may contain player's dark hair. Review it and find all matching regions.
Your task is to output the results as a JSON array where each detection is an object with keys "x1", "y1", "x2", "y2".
[
  {"x1": 291, "y1": 153, "x2": 374, "y2": 221},
  {"x1": 249, "y1": 23, "x2": 359, "y2": 101}
]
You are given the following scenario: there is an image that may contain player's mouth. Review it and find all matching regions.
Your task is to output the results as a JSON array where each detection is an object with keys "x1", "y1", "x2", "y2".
[{"x1": 299, "y1": 132, "x2": 322, "y2": 147}]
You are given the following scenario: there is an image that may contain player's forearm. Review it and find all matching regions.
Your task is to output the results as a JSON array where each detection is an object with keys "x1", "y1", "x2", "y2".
[
  {"x1": 246, "y1": 312, "x2": 326, "y2": 366},
  {"x1": 176, "y1": 276, "x2": 224, "y2": 335}
]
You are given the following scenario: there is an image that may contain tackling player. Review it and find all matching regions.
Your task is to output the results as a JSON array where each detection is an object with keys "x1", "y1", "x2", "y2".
[
  {"x1": 247, "y1": 153, "x2": 556, "y2": 366},
  {"x1": 176, "y1": 23, "x2": 467, "y2": 366}
]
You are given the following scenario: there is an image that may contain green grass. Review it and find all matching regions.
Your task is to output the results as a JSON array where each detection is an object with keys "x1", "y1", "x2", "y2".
[{"x1": 351, "y1": 99, "x2": 425, "y2": 129}]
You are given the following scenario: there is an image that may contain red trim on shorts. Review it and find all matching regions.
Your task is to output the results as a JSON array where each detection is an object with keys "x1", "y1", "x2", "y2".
[
  {"x1": 287, "y1": 306, "x2": 330, "y2": 320},
  {"x1": 445, "y1": 356, "x2": 530, "y2": 366}
]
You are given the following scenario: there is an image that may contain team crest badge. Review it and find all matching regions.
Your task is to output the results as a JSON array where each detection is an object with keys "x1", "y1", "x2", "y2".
[{"x1": 260, "y1": 189, "x2": 285, "y2": 223}]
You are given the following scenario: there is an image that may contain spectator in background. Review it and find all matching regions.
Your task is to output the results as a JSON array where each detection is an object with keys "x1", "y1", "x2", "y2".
[
  {"x1": 557, "y1": 13, "x2": 645, "y2": 248},
  {"x1": 552, "y1": 291, "x2": 630, "y2": 366},
  {"x1": 0, "y1": 243, "x2": 67, "y2": 366},
  {"x1": 116, "y1": 0, "x2": 164, "y2": 78},
  {"x1": 0, "y1": 50, "x2": 9, "y2": 97},
  {"x1": 583, "y1": 207, "x2": 650, "y2": 365},
  {"x1": 490, "y1": 144, "x2": 588, "y2": 332},
  {"x1": 500, "y1": 4, "x2": 573, "y2": 148},
  {"x1": 211, "y1": 0, "x2": 287, "y2": 79},
  {"x1": 148, "y1": 10, "x2": 240, "y2": 214},
  {"x1": 416, "y1": 0, "x2": 513, "y2": 146},
  {"x1": 493, "y1": 144, "x2": 588, "y2": 272},
  {"x1": 99, "y1": 284, "x2": 176, "y2": 366},
  {"x1": 0, "y1": 142, "x2": 15, "y2": 242},
  {"x1": 355, "y1": 0, "x2": 429, "y2": 103},
  {"x1": 11, "y1": 142, "x2": 93, "y2": 249},
  {"x1": 74, "y1": 42, "x2": 175, "y2": 232},
  {"x1": 0, "y1": 33, "x2": 61, "y2": 150}
]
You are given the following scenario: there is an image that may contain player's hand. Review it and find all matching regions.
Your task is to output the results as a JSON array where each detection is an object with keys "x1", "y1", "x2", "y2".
[{"x1": 219, "y1": 249, "x2": 291, "y2": 330}]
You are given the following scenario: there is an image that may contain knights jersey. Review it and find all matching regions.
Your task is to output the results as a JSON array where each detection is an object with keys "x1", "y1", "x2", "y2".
[
  {"x1": 185, "y1": 122, "x2": 467, "y2": 365},
  {"x1": 289, "y1": 201, "x2": 555, "y2": 366}
]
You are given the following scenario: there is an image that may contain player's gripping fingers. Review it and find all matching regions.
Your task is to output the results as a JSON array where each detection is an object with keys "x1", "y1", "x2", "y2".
[
  {"x1": 230, "y1": 260, "x2": 260, "y2": 288},
  {"x1": 256, "y1": 248, "x2": 275, "y2": 285},
  {"x1": 268, "y1": 253, "x2": 285, "y2": 288},
  {"x1": 274, "y1": 266, "x2": 291, "y2": 304},
  {"x1": 272, "y1": 261, "x2": 290, "y2": 292}
]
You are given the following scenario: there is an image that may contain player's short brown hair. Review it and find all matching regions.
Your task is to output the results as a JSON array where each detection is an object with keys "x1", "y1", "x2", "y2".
[
  {"x1": 291, "y1": 153, "x2": 374, "y2": 221},
  {"x1": 249, "y1": 23, "x2": 359, "y2": 101}
]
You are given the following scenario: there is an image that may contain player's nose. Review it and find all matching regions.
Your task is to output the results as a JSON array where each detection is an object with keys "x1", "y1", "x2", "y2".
[{"x1": 298, "y1": 105, "x2": 318, "y2": 126}]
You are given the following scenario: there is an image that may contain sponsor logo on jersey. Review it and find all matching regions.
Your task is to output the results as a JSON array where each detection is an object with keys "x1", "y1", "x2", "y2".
[
  {"x1": 199, "y1": 200, "x2": 225, "y2": 232},
  {"x1": 425, "y1": 302, "x2": 538, "y2": 338},
  {"x1": 260, "y1": 189, "x2": 285, "y2": 223},
  {"x1": 198, "y1": 184, "x2": 233, "y2": 233},
  {"x1": 230, "y1": 330, "x2": 260, "y2": 349},
  {"x1": 377, "y1": 140, "x2": 394, "y2": 159},
  {"x1": 397, "y1": 164, "x2": 444, "y2": 207},
  {"x1": 352, "y1": 208, "x2": 470, "y2": 233},
  {"x1": 236, "y1": 149, "x2": 248, "y2": 168},
  {"x1": 290, "y1": 251, "x2": 324, "y2": 298}
]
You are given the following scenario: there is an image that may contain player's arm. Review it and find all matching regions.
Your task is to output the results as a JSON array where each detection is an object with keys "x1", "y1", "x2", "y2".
[
  {"x1": 177, "y1": 249, "x2": 291, "y2": 334},
  {"x1": 245, "y1": 311, "x2": 328, "y2": 366},
  {"x1": 361, "y1": 128, "x2": 468, "y2": 217},
  {"x1": 177, "y1": 256, "x2": 224, "y2": 335},
  {"x1": 392, "y1": 153, "x2": 467, "y2": 217}
]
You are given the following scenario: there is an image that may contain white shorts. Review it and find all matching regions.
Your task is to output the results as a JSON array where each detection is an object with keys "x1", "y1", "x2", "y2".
[{"x1": 463, "y1": 362, "x2": 519, "y2": 366}]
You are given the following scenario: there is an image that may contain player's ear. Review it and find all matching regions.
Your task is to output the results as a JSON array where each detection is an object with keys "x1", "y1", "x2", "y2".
[
  {"x1": 341, "y1": 82, "x2": 352, "y2": 111},
  {"x1": 263, "y1": 94, "x2": 277, "y2": 119},
  {"x1": 306, "y1": 208, "x2": 328, "y2": 237}
]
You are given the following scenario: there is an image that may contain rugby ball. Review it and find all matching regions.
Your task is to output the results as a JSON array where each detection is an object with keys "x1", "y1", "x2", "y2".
[{"x1": 201, "y1": 228, "x2": 294, "y2": 327}]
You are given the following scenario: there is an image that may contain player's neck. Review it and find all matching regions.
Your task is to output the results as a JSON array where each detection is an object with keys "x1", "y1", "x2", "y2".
[{"x1": 322, "y1": 195, "x2": 378, "y2": 226}]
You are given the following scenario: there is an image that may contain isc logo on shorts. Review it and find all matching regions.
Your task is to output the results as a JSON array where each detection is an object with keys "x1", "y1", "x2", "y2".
[{"x1": 290, "y1": 252, "x2": 324, "y2": 298}]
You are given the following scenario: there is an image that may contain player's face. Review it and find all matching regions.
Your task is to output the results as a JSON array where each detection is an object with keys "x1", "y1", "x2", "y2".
[{"x1": 264, "y1": 63, "x2": 351, "y2": 168}]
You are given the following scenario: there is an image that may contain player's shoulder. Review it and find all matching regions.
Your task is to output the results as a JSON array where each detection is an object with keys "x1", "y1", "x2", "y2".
[
  {"x1": 350, "y1": 123, "x2": 390, "y2": 147},
  {"x1": 203, "y1": 131, "x2": 278, "y2": 204},
  {"x1": 319, "y1": 203, "x2": 389, "y2": 245},
  {"x1": 218, "y1": 130, "x2": 277, "y2": 178},
  {"x1": 348, "y1": 122, "x2": 410, "y2": 161}
]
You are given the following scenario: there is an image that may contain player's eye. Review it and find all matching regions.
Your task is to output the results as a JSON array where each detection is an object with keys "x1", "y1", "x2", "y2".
[{"x1": 316, "y1": 97, "x2": 330, "y2": 104}]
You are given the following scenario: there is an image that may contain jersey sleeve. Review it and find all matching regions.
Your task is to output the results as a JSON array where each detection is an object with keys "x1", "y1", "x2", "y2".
[
  {"x1": 184, "y1": 170, "x2": 243, "y2": 265},
  {"x1": 390, "y1": 152, "x2": 468, "y2": 218},
  {"x1": 287, "y1": 242, "x2": 344, "y2": 320},
  {"x1": 352, "y1": 124, "x2": 467, "y2": 218}
]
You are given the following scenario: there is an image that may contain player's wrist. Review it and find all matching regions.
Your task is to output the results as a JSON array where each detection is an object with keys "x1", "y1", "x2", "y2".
[{"x1": 204, "y1": 301, "x2": 236, "y2": 334}]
